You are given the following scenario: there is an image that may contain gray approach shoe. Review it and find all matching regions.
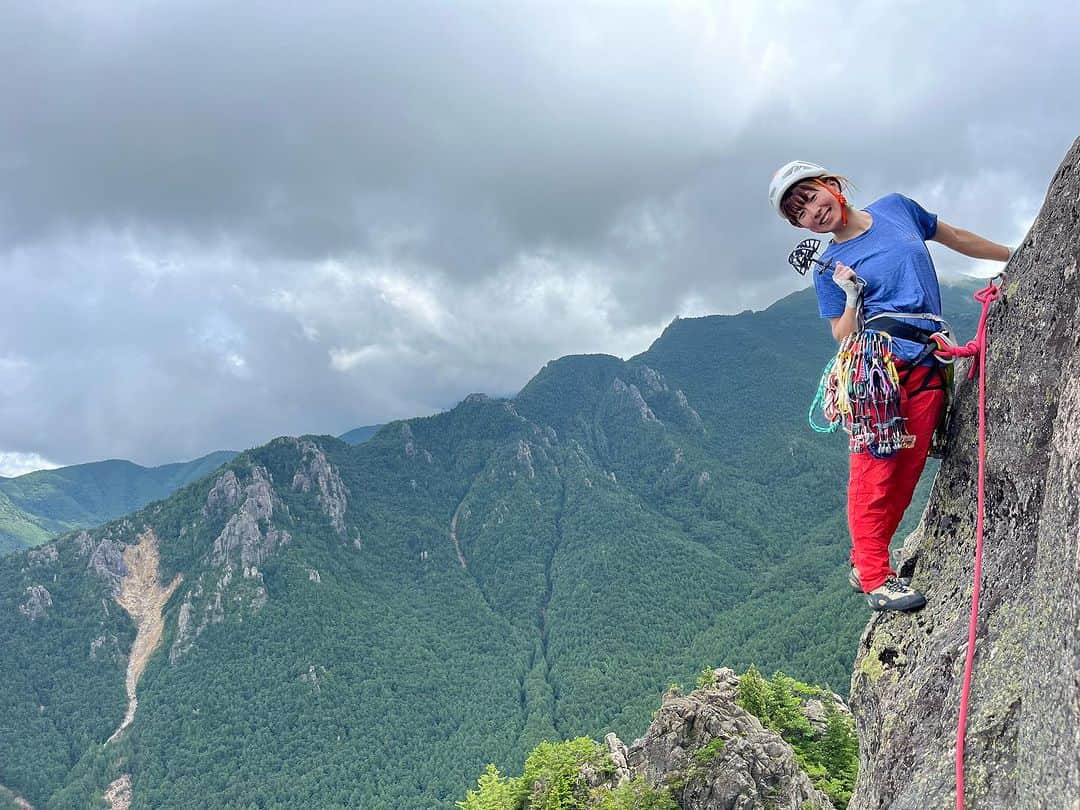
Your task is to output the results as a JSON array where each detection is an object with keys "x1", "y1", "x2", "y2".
[
  {"x1": 865, "y1": 576, "x2": 927, "y2": 612},
  {"x1": 849, "y1": 566, "x2": 910, "y2": 593}
]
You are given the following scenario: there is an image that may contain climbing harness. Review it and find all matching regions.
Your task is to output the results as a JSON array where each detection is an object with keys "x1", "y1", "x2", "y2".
[
  {"x1": 864, "y1": 312, "x2": 960, "y2": 458},
  {"x1": 927, "y1": 277, "x2": 1003, "y2": 810}
]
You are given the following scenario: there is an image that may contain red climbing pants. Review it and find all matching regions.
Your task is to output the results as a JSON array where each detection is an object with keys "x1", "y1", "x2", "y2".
[{"x1": 848, "y1": 362, "x2": 947, "y2": 592}]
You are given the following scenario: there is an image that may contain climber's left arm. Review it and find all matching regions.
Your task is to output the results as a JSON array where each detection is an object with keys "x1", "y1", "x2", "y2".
[{"x1": 931, "y1": 220, "x2": 1011, "y2": 261}]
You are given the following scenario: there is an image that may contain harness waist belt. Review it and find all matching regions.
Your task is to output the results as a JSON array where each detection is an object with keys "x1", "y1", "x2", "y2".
[{"x1": 865, "y1": 316, "x2": 944, "y2": 344}]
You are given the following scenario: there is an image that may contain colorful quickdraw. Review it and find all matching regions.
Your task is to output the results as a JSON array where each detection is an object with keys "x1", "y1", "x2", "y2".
[{"x1": 809, "y1": 329, "x2": 915, "y2": 458}]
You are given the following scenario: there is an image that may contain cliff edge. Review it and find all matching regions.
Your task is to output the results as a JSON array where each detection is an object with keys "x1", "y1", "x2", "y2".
[{"x1": 849, "y1": 139, "x2": 1080, "y2": 808}]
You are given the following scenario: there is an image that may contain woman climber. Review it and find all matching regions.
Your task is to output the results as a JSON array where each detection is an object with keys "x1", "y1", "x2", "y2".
[{"x1": 768, "y1": 160, "x2": 1011, "y2": 612}]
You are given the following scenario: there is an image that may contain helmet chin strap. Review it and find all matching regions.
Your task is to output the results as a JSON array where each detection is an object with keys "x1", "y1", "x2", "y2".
[{"x1": 815, "y1": 179, "x2": 849, "y2": 228}]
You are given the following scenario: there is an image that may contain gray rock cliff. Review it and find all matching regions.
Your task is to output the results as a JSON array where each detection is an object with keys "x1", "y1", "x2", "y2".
[
  {"x1": 18, "y1": 584, "x2": 52, "y2": 621},
  {"x1": 849, "y1": 139, "x2": 1080, "y2": 808},
  {"x1": 600, "y1": 668, "x2": 834, "y2": 809}
]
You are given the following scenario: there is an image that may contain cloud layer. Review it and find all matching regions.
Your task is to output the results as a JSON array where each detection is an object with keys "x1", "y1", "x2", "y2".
[{"x1": 1, "y1": 1, "x2": 1076, "y2": 467}]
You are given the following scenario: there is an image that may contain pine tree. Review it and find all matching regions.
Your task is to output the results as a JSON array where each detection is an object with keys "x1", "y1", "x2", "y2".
[{"x1": 736, "y1": 664, "x2": 769, "y2": 722}]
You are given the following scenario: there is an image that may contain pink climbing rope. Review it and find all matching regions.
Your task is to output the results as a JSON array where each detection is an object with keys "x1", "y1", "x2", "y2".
[{"x1": 931, "y1": 277, "x2": 1003, "y2": 810}]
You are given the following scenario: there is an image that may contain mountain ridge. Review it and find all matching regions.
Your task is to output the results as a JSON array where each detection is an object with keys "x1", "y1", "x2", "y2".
[{"x1": 0, "y1": 424, "x2": 386, "y2": 556}]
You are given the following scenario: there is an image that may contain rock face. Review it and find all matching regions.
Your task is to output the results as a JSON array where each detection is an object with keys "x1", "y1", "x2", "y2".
[
  {"x1": 202, "y1": 469, "x2": 242, "y2": 515},
  {"x1": 290, "y1": 438, "x2": 349, "y2": 535},
  {"x1": 102, "y1": 774, "x2": 132, "y2": 810},
  {"x1": 17, "y1": 585, "x2": 52, "y2": 621},
  {"x1": 849, "y1": 139, "x2": 1080, "y2": 808},
  {"x1": 88, "y1": 537, "x2": 129, "y2": 596},
  {"x1": 611, "y1": 376, "x2": 661, "y2": 423},
  {"x1": 0, "y1": 783, "x2": 35, "y2": 810},
  {"x1": 171, "y1": 465, "x2": 290, "y2": 661},
  {"x1": 602, "y1": 668, "x2": 833, "y2": 809},
  {"x1": 209, "y1": 466, "x2": 290, "y2": 571},
  {"x1": 26, "y1": 543, "x2": 58, "y2": 567}
]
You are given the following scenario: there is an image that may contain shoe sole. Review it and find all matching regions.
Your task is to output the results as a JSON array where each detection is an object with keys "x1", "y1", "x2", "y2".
[{"x1": 866, "y1": 594, "x2": 926, "y2": 612}]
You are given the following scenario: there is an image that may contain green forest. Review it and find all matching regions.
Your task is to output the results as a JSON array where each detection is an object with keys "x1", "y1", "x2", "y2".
[{"x1": 0, "y1": 452, "x2": 238, "y2": 555}]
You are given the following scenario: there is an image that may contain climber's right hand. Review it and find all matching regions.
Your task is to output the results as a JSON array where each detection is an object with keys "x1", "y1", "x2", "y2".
[{"x1": 832, "y1": 262, "x2": 861, "y2": 308}]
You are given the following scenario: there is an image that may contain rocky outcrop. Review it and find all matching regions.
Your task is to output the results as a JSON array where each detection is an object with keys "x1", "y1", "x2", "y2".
[
  {"x1": 637, "y1": 365, "x2": 668, "y2": 394},
  {"x1": 849, "y1": 139, "x2": 1080, "y2": 808},
  {"x1": 88, "y1": 537, "x2": 129, "y2": 596},
  {"x1": 400, "y1": 422, "x2": 434, "y2": 463},
  {"x1": 290, "y1": 438, "x2": 349, "y2": 535},
  {"x1": 171, "y1": 465, "x2": 290, "y2": 661},
  {"x1": 18, "y1": 585, "x2": 52, "y2": 621},
  {"x1": 516, "y1": 439, "x2": 536, "y2": 479},
  {"x1": 89, "y1": 633, "x2": 120, "y2": 661},
  {"x1": 72, "y1": 530, "x2": 94, "y2": 558},
  {"x1": 300, "y1": 664, "x2": 323, "y2": 695},
  {"x1": 25, "y1": 543, "x2": 58, "y2": 567},
  {"x1": 611, "y1": 377, "x2": 661, "y2": 423},
  {"x1": 623, "y1": 364, "x2": 706, "y2": 435},
  {"x1": 202, "y1": 469, "x2": 241, "y2": 516},
  {"x1": 108, "y1": 530, "x2": 182, "y2": 743},
  {"x1": 599, "y1": 668, "x2": 833, "y2": 809},
  {"x1": 102, "y1": 774, "x2": 132, "y2": 810},
  {"x1": 449, "y1": 500, "x2": 469, "y2": 568},
  {"x1": 210, "y1": 466, "x2": 290, "y2": 571},
  {"x1": 0, "y1": 784, "x2": 34, "y2": 810},
  {"x1": 674, "y1": 389, "x2": 706, "y2": 434}
]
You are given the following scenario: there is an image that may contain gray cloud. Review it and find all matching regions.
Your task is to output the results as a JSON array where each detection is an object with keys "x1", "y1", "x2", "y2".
[{"x1": 1, "y1": 1, "x2": 1077, "y2": 468}]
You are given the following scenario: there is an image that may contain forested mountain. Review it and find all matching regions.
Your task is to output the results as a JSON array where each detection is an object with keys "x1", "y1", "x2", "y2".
[
  {"x1": 337, "y1": 424, "x2": 385, "y2": 446},
  {"x1": 0, "y1": 452, "x2": 238, "y2": 556},
  {"x1": 0, "y1": 284, "x2": 980, "y2": 809},
  {"x1": 0, "y1": 427, "x2": 383, "y2": 557}
]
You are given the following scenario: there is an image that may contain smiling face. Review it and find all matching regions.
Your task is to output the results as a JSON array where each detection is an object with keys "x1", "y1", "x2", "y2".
[{"x1": 781, "y1": 178, "x2": 845, "y2": 232}]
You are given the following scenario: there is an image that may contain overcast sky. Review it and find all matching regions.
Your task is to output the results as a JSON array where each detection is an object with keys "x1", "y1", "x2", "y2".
[{"x1": 1, "y1": 1, "x2": 1076, "y2": 474}]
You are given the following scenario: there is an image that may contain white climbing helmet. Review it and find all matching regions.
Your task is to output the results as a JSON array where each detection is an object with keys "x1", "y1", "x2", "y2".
[{"x1": 769, "y1": 160, "x2": 830, "y2": 217}]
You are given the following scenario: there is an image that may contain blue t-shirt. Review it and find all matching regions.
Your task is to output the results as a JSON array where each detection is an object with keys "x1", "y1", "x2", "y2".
[{"x1": 813, "y1": 193, "x2": 942, "y2": 362}]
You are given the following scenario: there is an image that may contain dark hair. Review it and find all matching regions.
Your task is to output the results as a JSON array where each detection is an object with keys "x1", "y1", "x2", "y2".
[{"x1": 779, "y1": 176, "x2": 851, "y2": 226}]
